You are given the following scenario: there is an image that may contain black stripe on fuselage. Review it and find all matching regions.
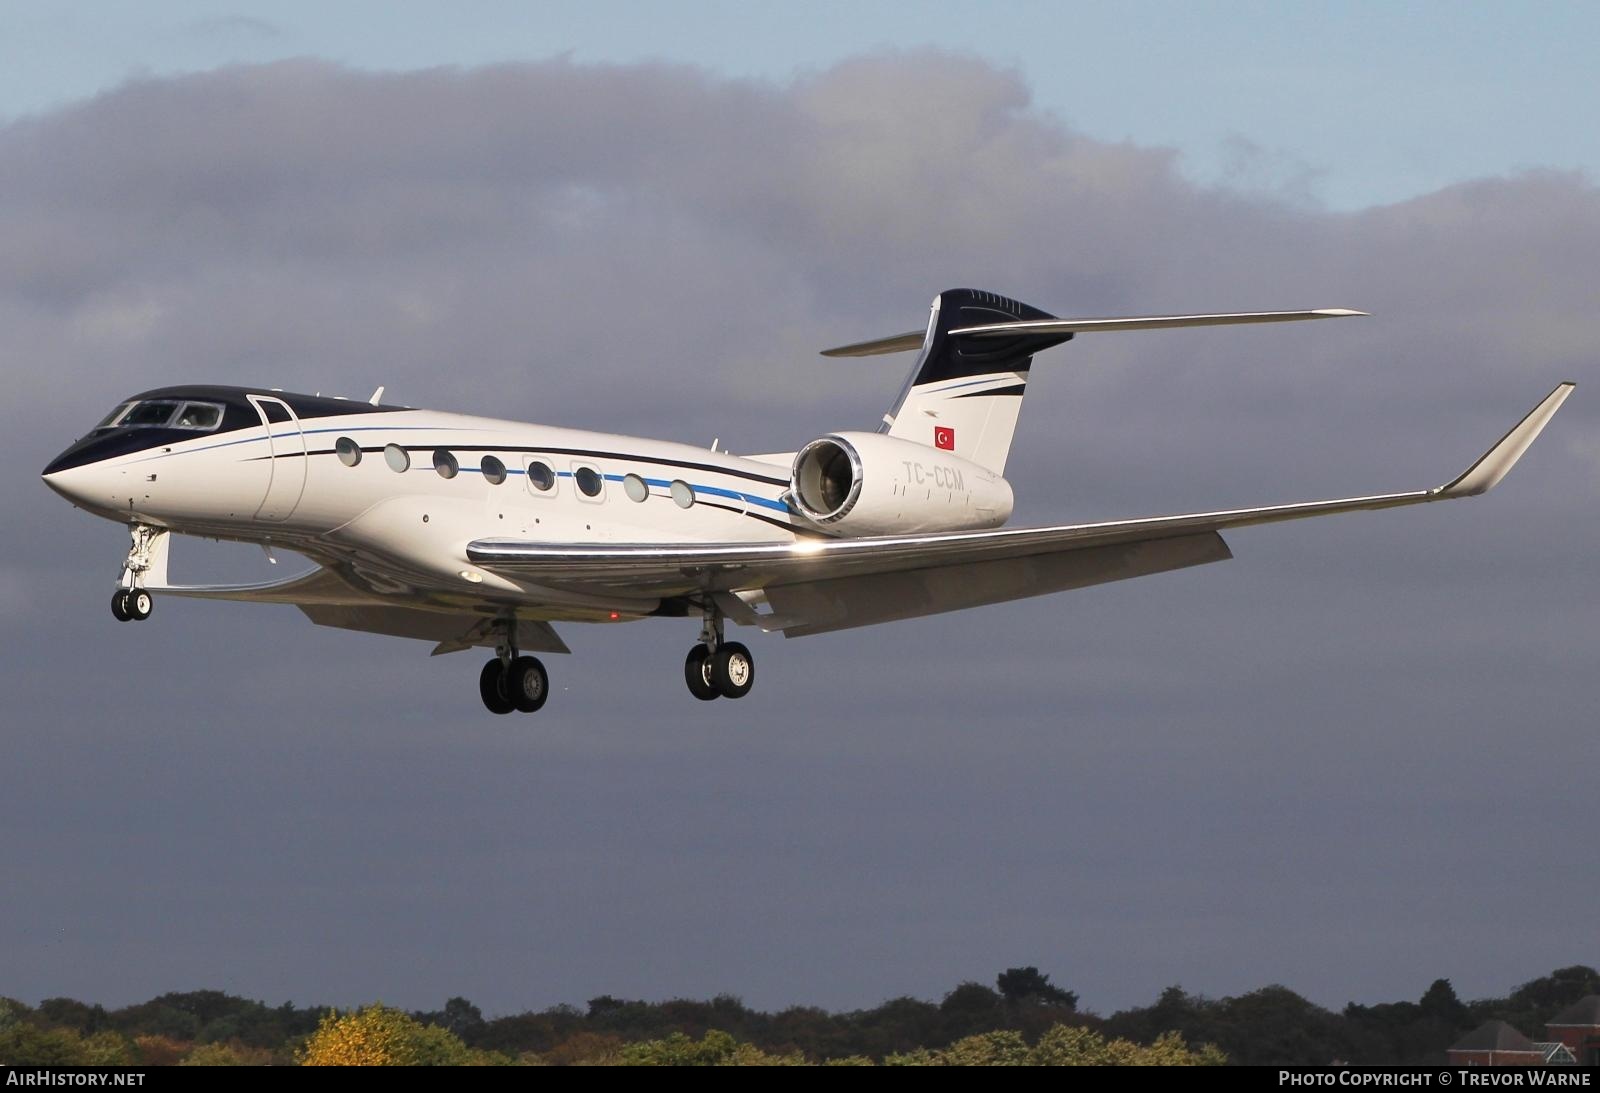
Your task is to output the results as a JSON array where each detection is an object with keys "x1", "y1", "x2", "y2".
[
  {"x1": 950, "y1": 384, "x2": 1027, "y2": 398},
  {"x1": 510, "y1": 446, "x2": 789, "y2": 487},
  {"x1": 694, "y1": 498, "x2": 820, "y2": 535},
  {"x1": 260, "y1": 443, "x2": 792, "y2": 487},
  {"x1": 235, "y1": 441, "x2": 812, "y2": 534}
]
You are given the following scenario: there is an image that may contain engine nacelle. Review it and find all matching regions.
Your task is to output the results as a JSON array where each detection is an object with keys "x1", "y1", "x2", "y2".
[{"x1": 789, "y1": 432, "x2": 1014, "y2": 536}]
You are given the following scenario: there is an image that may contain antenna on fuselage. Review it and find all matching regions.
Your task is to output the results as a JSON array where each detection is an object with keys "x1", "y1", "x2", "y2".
[{"x1": 369, "y1": 386, "x2": 385, "y2": 405}]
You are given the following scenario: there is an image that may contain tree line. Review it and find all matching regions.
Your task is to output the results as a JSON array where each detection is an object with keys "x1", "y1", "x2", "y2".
[{"x1": 2, "y1": 964, "x2": 1595, "y2": 1065}]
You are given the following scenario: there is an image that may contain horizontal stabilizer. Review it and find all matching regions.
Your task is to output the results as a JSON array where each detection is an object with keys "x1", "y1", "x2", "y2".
[
  {"x1": 950, "y1": 309, "x2": 1366, "y2": 338},
  {"x1": 820, "y1": 331, "x2": 925, "y2": 357},
  {"x1": 821, "y1": 308, "x2": 1363, "y2": 356}
]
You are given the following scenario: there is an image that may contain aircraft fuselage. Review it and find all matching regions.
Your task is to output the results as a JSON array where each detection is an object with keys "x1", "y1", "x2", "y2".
[{"x1": 43, "y1": 385, "x2": 805, "y2": 620}]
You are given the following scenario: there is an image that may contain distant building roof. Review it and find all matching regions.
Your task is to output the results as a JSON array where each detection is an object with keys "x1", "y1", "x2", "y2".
[
  {"x1": 1534, "y1": 1042, "x2": 1577, "y2": 1065},
  {"x1": 1547, "y1": 996, "x2": 1600, "y2": 1027},
  {"x1": 1450, "y1": 1020, "x2": 1538, "y2": 1053}
]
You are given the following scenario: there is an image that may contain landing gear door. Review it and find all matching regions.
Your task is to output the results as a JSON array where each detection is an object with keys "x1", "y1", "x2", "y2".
[{"x1": 247, "y1": 394, "x2": 307, "y2": 521}]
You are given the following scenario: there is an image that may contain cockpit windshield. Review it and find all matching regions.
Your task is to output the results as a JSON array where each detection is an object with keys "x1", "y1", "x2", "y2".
[
  {"x1": 93, "y1": 402, "x2": 133, "y2": 430},
  {"x1": 95, "y1": 400, "x2": 225, "y2": 432},
  {"x1": 122, "y1": 401, "x2": 182, "y2": 426}
]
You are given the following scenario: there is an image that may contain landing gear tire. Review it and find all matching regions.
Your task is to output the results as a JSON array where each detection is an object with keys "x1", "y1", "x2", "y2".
[
  {"x1": 507, "y1": 655, "x2": 549, "y2": 713},
  {"x1": 711, "y1": 642, "x2": 754, "y2": 699},
  {"x1": 479, "y1": 658, "x2": 515, "y2": 715},
  {"x1": 685, "y1": 645, "x2": 720, "y2": 701},
  {"x1": 113, "y1": 588, "x2": 151, "y2": 621}
]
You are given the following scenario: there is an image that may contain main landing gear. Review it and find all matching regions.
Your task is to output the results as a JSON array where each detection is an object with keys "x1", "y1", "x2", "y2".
[
  {"x1": 478, "y1": 621, "x2": 548, "y2": 715},
  {"x1": 110, "y1": 525, "x2": 160, "y2": 623},
  {"x1": 473, "y1": 605, "x2": 759, "y2": 713},
  {"x1": 684, "y1": 601, "x2": 755, "y2": 701}
]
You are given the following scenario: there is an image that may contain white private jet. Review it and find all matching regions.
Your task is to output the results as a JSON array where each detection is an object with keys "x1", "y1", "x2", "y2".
[{"x1": 42, "y1": 288, "x2": 1573, "y2": 714}]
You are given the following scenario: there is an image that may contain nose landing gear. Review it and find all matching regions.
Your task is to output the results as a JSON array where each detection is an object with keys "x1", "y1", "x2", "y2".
[
  {"x1": 110, "y1": 525, "x2": 164, "y2": 623},
  {"x1": 112, "y1": 588, "x2": 153, "y2": 622},
  {"x1": 684, "y1": 600, "x2": 755, "y2": 701}
]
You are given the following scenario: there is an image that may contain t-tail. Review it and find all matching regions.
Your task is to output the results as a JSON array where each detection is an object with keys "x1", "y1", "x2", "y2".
[{"x1": 822, "y1": 288, "x2": 1366, "y2": 475}]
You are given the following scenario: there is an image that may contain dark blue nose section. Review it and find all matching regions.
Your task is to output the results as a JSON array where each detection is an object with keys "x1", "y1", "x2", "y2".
[{"x1": 43, "y1": 428, "x2": 190, "y2": 476}]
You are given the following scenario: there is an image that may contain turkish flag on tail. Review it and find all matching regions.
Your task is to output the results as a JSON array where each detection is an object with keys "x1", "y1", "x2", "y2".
[{"x1": 934, "y1": 426, "x2": 955, "y2": 451}]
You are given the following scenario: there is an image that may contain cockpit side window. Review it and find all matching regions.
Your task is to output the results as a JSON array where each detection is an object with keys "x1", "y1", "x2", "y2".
[
  {"x1": 120, "y1": 401, "x2": 182, "y2": 427},
  {"x1": 172, "y1": 402, "x2": 223, "y2": 430}
]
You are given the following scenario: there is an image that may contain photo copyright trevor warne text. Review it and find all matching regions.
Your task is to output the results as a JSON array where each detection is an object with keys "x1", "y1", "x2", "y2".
[{"x1": 1280, "y1": 1073, "x2": 1592, "y2": 1087}]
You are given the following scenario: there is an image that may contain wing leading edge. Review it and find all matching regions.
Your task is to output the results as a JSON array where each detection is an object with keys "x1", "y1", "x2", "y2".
[{"x1": 467, "y1": 383, "x2": 1574, "y2": 635}]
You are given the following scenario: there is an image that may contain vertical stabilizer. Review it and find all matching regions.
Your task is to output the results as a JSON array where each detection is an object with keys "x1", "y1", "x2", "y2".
[{"x1": 879, "y1": 289, "x2": 1069, "y2": 474}]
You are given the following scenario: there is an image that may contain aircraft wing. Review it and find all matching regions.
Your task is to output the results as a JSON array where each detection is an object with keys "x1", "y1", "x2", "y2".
[
  {"x1": 296, "y1": 604, "x2": 570, "y2": 656},
  {"x1": 150, "y1": 563, "x2": 377, "y2": 605},
  {"x1": 149, "y1": 559, "x2": 570, "y2": 655},
  {"x1": 468, "y1": 384, "x2": 1572, "y2": 636}
]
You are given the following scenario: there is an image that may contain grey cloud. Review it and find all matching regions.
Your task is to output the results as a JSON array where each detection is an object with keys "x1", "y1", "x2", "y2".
[{"x1": 1, "y1": 54, "x2": 1595, "y2": 1016}]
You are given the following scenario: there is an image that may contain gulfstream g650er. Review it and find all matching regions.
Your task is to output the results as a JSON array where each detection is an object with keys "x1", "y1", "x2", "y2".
[{"x1": 41, "y1": 289, "x2": 1573, "y2": 714}]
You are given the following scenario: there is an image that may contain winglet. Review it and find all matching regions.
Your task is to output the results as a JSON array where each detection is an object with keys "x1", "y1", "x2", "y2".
[{"x1": 1439, "y1": 382, "x2": 1575, "y2": 498}]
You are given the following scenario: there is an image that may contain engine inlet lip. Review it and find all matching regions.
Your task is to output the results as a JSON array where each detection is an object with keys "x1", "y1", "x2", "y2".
[{"x1": 791, "y1": 435, "x2": 864, "y2": 524}]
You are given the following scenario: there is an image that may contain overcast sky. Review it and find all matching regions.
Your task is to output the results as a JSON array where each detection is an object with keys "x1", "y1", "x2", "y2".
[{"x1": 2, "y1": 6, "x2": 1597, "y2": 1019}]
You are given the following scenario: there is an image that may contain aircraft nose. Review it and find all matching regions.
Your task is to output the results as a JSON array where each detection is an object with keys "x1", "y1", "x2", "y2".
[
  {"x1": 42, "y1": 440, "x2": 120, "y2": 508},
  {"x1": 41, "y1": 461, "x2": 100, "y2": 507},
  {"x1": 44, "y1": 430, "x2": 173, "y2": 518},
  {"x1": 42, "y1": 447, "x2": 81, "y2": 479}
]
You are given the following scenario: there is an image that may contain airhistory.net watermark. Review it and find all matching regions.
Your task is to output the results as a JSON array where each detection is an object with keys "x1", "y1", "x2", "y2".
[{"x1": 4, "y1": 1074, "x2": 145, "y2": 1087}]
